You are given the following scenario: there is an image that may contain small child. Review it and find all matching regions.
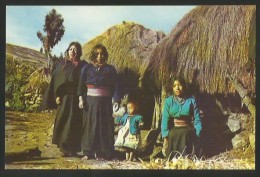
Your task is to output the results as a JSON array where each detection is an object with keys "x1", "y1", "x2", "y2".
[{"x1": 114, "y1": 101, "x2": 144, "y2": 161}]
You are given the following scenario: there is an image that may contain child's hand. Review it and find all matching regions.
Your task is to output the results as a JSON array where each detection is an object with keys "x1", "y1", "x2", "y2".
[{"x1": 139, "y1": 123, "x2": 144, "y2": 127}]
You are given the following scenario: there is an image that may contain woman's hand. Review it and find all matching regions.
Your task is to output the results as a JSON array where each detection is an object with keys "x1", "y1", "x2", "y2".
[
  {"x1": 56, "y1": 97, "x2": 61, "y2": 105},
  {"x1": 162, "y1": 138, "x2": 168, "y2": 157},
  {"x1": 79, "y1": 96, "x2": 84, "y2": 109}
]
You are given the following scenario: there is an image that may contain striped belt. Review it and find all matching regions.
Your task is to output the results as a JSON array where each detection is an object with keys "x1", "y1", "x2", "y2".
[
  {"x1": 174, "y1": 119, "x2": 191, "y2": 127},
  {"x1": 86, "y1": 85, "x2": 111, "y2": 96}
]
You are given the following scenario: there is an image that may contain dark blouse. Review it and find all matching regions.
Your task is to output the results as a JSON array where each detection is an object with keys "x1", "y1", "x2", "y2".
[
  {"x1": 78, "y1": 63, "x2": 120, "y2": 101},
  {"x1": 39, "y1": 59, "x2": 87, "y2": 111}
]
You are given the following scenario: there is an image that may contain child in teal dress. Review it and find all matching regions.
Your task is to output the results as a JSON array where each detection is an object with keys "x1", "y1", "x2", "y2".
[{"x1": 114, "y1": 101, "x2": 144, "y2": 161}]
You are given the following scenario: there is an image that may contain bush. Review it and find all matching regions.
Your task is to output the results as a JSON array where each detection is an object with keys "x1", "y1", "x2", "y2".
[
  {"x1": 9, "y1": 91, "x2": 25, "y2": 111},
  {"x1": 6, "y1": 55, "x2": 38, "y2": 111}
]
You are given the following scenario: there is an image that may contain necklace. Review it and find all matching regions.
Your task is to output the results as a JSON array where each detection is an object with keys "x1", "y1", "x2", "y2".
[{"x1": 174, "y1": 96, "x2": 185, "y2": 105}]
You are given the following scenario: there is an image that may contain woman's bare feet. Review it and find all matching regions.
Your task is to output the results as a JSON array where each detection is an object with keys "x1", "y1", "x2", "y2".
[{"x1": 95, "y1": 157, "x2": 105, "y2": 161}]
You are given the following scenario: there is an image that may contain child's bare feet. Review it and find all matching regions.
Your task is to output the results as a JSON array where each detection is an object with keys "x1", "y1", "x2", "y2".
[{"x1": 81, "y1": 155, "x2": 89, "y2": 160}]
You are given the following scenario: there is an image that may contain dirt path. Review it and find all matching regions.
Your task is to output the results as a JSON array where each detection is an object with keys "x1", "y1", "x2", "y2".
[{"x1": 5, "y1": 111, "x2": 143, "y2": 169}]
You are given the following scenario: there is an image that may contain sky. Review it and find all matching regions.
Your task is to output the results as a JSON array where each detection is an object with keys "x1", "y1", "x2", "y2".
[{"x1": 6, "y1": 6, "x2": 196, "y2": 56}]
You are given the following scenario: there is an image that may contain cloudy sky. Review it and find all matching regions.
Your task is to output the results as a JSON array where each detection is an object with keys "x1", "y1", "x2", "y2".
[{"x1": 6, "y1": 6, "x2": 196, "y2": 56}]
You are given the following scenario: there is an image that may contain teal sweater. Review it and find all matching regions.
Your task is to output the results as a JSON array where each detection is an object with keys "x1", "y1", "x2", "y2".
[
  {"x1": 161, "y1": 95, "x2": 202, "y2": 138},
  {"x1": 115, "y1": 113, "x2": 143, "y2": 135}
]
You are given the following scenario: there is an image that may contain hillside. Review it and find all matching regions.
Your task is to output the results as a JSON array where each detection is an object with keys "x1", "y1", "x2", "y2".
[{"x1": 6, "y1": 43, "x2": 47, "y2": 67}]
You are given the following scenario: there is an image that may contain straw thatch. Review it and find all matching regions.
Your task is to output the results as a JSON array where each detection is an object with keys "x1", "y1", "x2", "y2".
[
  {"x1": 143, "y1": 5, "x2": 255, "y2": 95},
  {"x1": 82, "y1": 21, "x2": 165, "y2": 75}
]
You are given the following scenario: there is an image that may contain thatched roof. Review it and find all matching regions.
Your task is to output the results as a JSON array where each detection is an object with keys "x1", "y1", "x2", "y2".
[
  {"x1": 82, "y1": 21, "x2": 165, "y2": 75},
  {"x1": 143, "y1": 5, "x2": 256, "y2": 95}
]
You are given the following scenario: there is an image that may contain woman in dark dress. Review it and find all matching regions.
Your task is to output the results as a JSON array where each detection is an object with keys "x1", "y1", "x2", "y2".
[
  {"x1": 161, "y1": 76, "x2": 202, "y2": 159},
  {"x1": 40, "y1": 42, "x2": 87, "y2": 157},
  {"x1": 78, "y1": 44, "x2": 119, "y2": 160}
]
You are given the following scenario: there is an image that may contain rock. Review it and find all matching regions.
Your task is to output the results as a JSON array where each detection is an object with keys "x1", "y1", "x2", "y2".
[
  {"x1": 227, "y1": 118, "x2": 241, "y2": 132},
  {"x1": 228, "y1": 113, "x2": 251, "y2": 131},
  {"x1": 231, "y1": 133, "x2": 249, "y2": 149}
]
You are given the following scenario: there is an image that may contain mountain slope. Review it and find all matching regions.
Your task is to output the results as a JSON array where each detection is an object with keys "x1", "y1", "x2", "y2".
[{"x1": 6, "y1": 43, "x2": 47, "y2": 67}]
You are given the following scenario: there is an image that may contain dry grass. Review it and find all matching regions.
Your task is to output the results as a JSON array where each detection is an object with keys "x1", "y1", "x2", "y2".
[
  {"x1": 143, "y1": 5, "x2": 256, "y2": 95},
  {"x1": 140, "y1": 148, "x2": 255, "y2": 169}
]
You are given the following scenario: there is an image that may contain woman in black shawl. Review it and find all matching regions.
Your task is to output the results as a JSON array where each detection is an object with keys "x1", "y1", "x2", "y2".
[
  {"x1": 40, "y1": 42, "x2": 87, "y2": 157},
  {"x1": 78, "y1": 44, "x2": 120, "y2": 160}
]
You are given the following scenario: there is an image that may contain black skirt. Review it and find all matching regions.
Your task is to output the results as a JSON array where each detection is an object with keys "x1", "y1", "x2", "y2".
[
  {"x1": 81, "y1": 96, "x2": 114, "y2": 157},
  {"x1": 52, "y1": 93, "x2": 83, "y2": 154},
  {"x1": 166, "y1": 126, "x2": 197, "y2": 158}
]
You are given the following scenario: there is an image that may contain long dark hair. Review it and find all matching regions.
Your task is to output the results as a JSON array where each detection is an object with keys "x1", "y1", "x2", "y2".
[
  {"x1": 64, "y1": 41, "x2": 82, "y2": 60},
  {"x1": 89, "y1": 44, "x2": 109, "y2": 63},
  {"x1": 63, "y1": 42, "x2": 82, "y2": 71},
  {"x1": 165, "y1": 75, "x2": 189, "y2": 96}
]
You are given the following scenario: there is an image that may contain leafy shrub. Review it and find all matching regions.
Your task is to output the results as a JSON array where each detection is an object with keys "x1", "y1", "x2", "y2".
[
  {"x1": 5, "y1": 55, "x2": 38, "y2": 111},
  {"x1": 9, "y1": 91, "x2": 25, "y2": 111}
]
